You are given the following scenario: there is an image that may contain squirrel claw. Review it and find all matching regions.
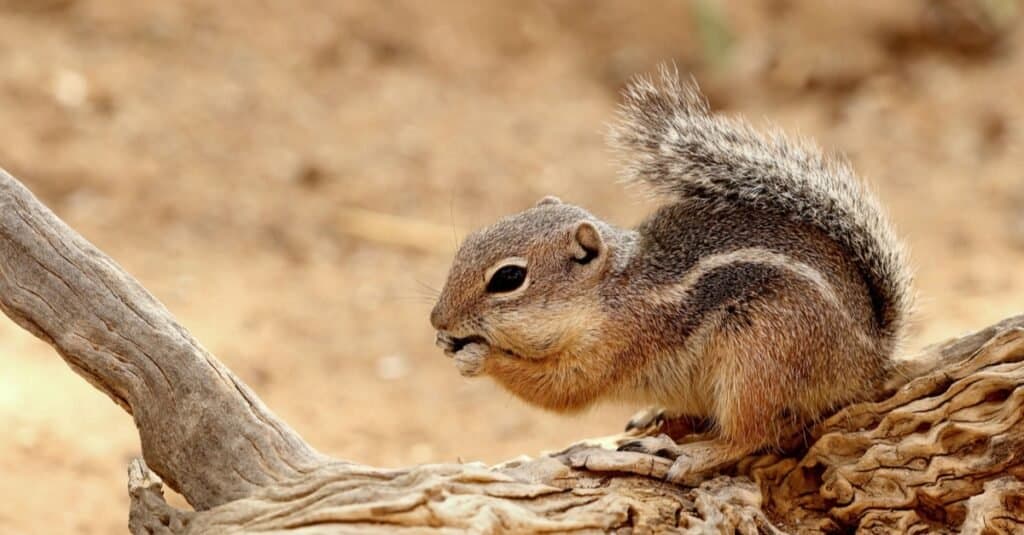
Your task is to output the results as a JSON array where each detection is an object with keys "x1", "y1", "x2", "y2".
[
  {"x1": 624, "y1": 407, "x2": 666, "y2": 433},
  {"x1": 617, "y1": 433, "x2": 684, "y2": 459},
  {"x1": 664, "y1": 456, "x2": 705, "y2": 487},
  {"x1": 616, "y1": 437, "x2": 717, "y2": 486}
]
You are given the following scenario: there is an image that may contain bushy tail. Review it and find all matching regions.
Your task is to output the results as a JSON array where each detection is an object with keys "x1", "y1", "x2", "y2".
[{"x1": 609, "y1": 67, "x2": 912, "y2": 343}]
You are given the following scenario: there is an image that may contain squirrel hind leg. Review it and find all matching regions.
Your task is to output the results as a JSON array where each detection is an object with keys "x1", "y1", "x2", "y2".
[
  {"x1": 648, "y1": 363, "x2": 787, "y2": 484},
  {"x1": 662, "y1": 291, "x2": 877, "y2": 483},
  {"x1": 719, "y1": 268, "x2": 887, "y2": 431}
]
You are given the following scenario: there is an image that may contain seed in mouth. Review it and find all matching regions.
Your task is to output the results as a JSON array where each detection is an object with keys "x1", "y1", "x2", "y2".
[{"x1": 451, "y1": 335, "x2": 487, "y2": 352}]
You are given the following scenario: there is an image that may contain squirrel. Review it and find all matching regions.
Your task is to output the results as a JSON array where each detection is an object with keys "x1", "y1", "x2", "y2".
[{"x1": 430, "y1": 68, "x2": 913, "y2": 484}]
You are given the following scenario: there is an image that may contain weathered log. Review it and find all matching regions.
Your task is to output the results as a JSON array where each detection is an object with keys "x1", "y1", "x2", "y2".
[{"x1": 1, "y1": 167, "x2": 1022, "y2": 533}]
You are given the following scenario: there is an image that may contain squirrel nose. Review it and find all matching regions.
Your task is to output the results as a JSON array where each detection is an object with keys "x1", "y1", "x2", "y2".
[{"x1": 430, "y1": 305, "x2": 448, "y2": 331}]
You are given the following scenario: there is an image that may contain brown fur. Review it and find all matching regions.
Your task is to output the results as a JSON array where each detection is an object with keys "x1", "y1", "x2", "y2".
[{"x1": 430, "y1": 72, "x2": 912, "y2": 481}]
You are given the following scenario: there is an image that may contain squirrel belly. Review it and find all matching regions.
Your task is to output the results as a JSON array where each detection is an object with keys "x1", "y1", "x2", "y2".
[{"x1": 431, "y1": 68, "x2": 912, "y2": 469}]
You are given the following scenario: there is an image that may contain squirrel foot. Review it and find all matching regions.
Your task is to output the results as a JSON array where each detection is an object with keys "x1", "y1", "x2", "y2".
[
  {"x1": 663, "y1": 438, "x2": 747, "y2": 485},
  {"x1": 618, "y1": 435, "x2": 748, "y2": 485},
  {"x1": 618, "y1": 433, "x2": 686, "y2": 458},
  {"x1": 624, "y1": 407, "x2": 665, "y2": 433},
  {"x1": 561, "y1": 444, "x2": 672, "y2": 480}
]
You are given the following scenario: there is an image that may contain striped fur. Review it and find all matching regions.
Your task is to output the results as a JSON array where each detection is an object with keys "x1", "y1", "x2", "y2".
[{"x1": 609, "y1": 66, "x2": 913, "y2": 344}]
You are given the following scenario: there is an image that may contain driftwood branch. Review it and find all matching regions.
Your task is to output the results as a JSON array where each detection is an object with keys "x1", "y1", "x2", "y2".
[
  {"x1": 0, "y1": 169, "x2": 328, "y2": 509},
  {"x1": 2, "y1": 168, "x2": 1023, "y2": 533}
]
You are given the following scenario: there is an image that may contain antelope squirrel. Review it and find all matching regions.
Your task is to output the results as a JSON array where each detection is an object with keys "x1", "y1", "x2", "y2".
[{"x1": 430, "y1": 69, "x2": 912, "y2": 483}]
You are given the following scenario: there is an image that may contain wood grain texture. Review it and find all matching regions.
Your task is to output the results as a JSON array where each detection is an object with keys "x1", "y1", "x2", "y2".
[
  {"x1": 0, "y1": 169, "x2": 328, "y2": 510},
  {"x1": 2, "y1": 168, "x2": 1022, "y2": 533}
]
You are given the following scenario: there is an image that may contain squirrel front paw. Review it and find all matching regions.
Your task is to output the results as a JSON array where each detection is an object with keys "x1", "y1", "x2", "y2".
[
  {"x1": 452, "y1": 342, "x2": 488, "y2": 377},
  {"x1": 435, "y1": 333, "x2": 489, "y2": 377}
]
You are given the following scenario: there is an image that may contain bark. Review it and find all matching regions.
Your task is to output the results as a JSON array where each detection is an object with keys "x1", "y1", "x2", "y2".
[{"x1": 1, "y1": 168, "x2": 1022, "y2": 534}]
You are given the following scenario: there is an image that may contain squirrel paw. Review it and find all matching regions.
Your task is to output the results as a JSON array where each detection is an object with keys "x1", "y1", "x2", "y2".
[
  {"x1": 624, "y1": 411, "x2": 714, "y2": 442},
  {"x1": 617, "y1": 436, "x2": 731, "y2": 486},
  {"x1": 665, "y1": 456, "x2": 709, "y2": 487},
  {"x1": 435, "y1": 333, "x2": 489, "y2": 377},
  {"x1": 624, "y1": 407, "x2": 666, "y2": 433},
  {"x1": 561, "y1": 445, "x2": 672, "y2": 480},
  {"x1": 434, "y1": 332, "x2": 460, "y2": 357},
  {"x1": 617, "y1": 434, "x2": 684, "y2": 459},
  {"x1": 453, "y1": 342, "x2": 488, "y2": 377},
  {"x1": 614, "y1": 432, "x2": 720, "y2": 483},
  {"x1": 664, "y1": 442, "x2": 730, "y2": 486}
]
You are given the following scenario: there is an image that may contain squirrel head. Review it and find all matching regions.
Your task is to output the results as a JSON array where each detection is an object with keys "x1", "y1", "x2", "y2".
[{"x1": 431, "y1": 196, "x2": 616, "y2": 361}]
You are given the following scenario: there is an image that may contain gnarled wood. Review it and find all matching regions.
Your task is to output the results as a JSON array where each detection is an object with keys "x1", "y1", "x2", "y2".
[
  {"x1": 2, "y1": 167, "x2": 1022, "y2": 533},
  {"x1": 0, "y1": 169, "x2": 328, "y2": 510}
]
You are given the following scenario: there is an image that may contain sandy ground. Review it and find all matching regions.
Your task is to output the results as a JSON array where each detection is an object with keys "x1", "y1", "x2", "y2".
[{"x1": 0, "y1": 1, "x2": 1022, "y2": 532}]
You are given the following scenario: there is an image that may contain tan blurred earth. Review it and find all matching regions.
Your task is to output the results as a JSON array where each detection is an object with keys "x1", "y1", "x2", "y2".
[{"x1": 0, "y1": 1, "x2": 1022, "y2": 532}]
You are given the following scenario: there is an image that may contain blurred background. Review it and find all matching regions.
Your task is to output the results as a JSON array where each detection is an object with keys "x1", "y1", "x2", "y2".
[{"x1": 0, "y1": 0, "x2": 1021, "y2": 531}]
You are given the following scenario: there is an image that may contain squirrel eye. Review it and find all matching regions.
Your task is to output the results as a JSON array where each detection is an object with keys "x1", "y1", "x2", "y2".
[{"x1": 486, "y1": 265, "x2": 527, "y2": 293}]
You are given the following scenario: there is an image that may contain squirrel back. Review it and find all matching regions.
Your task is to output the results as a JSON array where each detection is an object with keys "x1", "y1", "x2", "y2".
[{"x1": 609, "y1": 68, "x2": 912, "y2": 344}]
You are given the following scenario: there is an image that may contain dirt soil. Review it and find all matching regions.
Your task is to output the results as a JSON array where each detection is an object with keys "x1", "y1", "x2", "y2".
[{"x1": 0, "y1": 1, "x2": 1022, "y2": 532}]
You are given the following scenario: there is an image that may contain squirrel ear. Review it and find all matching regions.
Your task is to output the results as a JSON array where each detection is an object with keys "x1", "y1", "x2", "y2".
[
  {"x1": 536, "y1": 195, "x2": 563, "y2": 207},
  {"x1": 571, "y1": 221, "x2": 605, "y2": 265}
]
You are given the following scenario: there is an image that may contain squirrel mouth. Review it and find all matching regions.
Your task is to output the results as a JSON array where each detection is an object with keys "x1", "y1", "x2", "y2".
[
  {"x1": 449, "y1": 334, "x2": 487, "y2": 353},
  {"x1": 436, "y1": 331, "x2": 488, "y2": 354},
  {"x1": 436, "y1": 331, "x2": 531, "y2": 361}
]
